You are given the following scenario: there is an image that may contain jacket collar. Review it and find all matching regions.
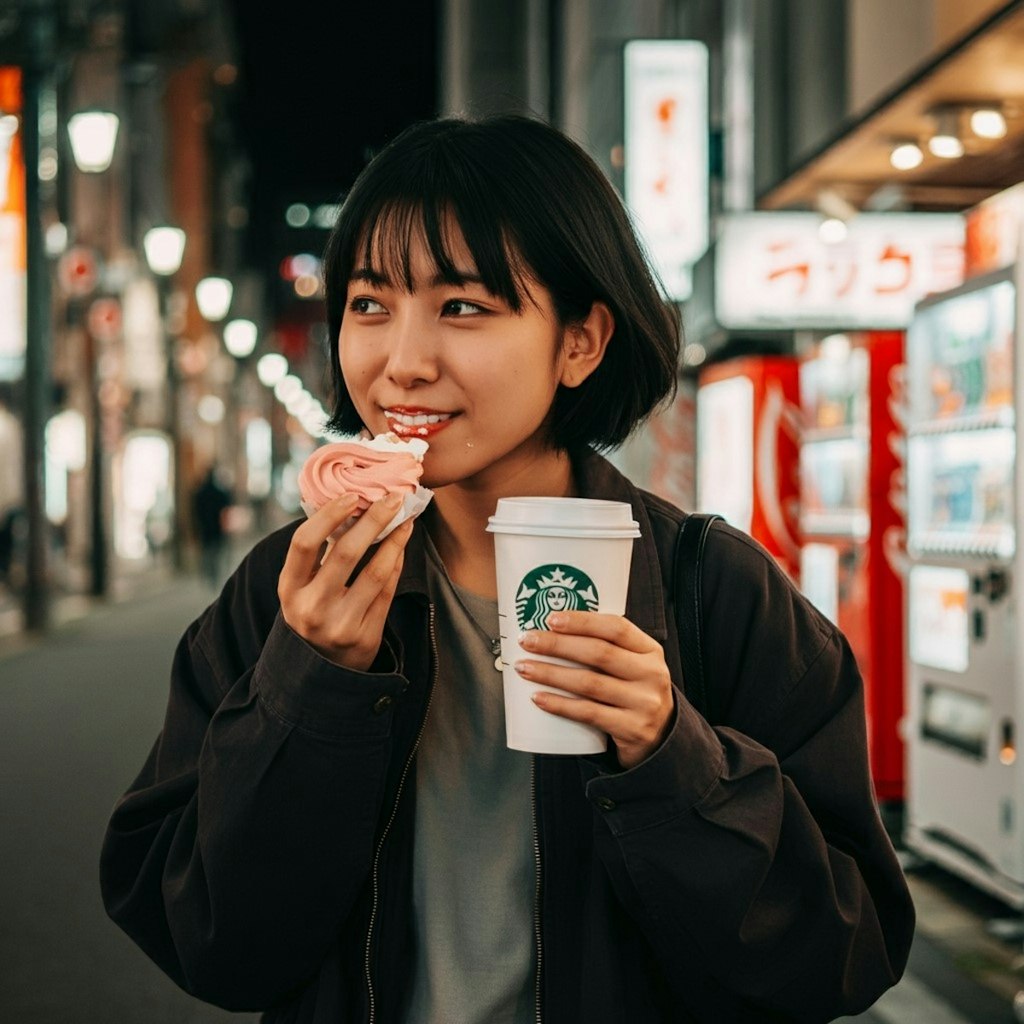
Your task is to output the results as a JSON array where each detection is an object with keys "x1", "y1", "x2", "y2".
[{"x1": 396, "y1": 449, "x2": 668, "y2": 643}]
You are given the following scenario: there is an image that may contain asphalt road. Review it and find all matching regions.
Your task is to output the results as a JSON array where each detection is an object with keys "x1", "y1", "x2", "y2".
[{"x1": 0, "y1": 574, "x2": 257, "y2": 1024}]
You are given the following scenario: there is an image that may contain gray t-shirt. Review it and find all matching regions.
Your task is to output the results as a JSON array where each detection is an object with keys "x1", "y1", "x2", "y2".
[{"x1": 404, "y1": 540, "x2": 536, "y2": 1024}]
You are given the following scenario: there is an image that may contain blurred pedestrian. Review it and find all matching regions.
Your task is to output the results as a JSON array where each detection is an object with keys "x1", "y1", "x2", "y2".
[
  {"x1": 0, "y1": 399, "x2": 23, "y2": 589},
  {"x1": 101, "y1": 115, "x2": 913, "y2": 1022},
  {"x1": 191, "y1": 466, "x2": 232, "y2": 588}
]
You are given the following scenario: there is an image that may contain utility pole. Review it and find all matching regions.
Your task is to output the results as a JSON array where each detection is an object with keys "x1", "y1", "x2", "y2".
[{"x1": 22, "y1": 0, "x2": 55, "y2": 632}]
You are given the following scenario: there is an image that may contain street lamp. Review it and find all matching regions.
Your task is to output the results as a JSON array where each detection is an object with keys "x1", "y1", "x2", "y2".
[
  {"x1": 143, "y1": 226, "x2": 186, "y2": 276},
  {"x1": 195, "y1": 276, "x2": 233, "y2": 321},
  {"x1": 67, "y1": 110, "x2": 119, "y2": 172},
  {"x1": 69, "y1": 109, "x2": 121, "y2": 600},
  {"x1": 143, "y1": 226, "x2": 186, "y2": 570},
  {"x1": 223, "y1": 318, "x2": 258, "y2": 358},
  {"x1": 256, "y1": 352, "x2": 288, "y2": 386}
]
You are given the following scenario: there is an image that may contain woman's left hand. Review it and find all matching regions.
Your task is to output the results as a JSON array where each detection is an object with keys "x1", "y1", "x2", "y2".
[{"x1": 516, "y1": 612, "x2": 674, "y2": 770}]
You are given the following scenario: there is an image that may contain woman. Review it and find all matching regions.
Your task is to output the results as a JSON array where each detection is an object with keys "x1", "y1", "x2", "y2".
[{"x1": 100, "y1": 115, "x2": 913, "y2": 1023}]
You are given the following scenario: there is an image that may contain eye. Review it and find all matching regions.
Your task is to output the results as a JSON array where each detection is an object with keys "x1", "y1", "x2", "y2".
[
  {"x1": 442, "y1": 299, "x2": 485, "y2": 317},
  {"x1": 349, "y1": 297, "x2": 386, "y2": 315}
]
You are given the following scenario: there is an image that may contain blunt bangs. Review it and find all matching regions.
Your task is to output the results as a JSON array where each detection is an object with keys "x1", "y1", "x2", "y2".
[{"x1": 323, "y1": 115, "x2": 680, "y2": 448}]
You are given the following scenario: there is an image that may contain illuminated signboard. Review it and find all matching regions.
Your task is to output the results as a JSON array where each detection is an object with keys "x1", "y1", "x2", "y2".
[
  {"x1": 624, "y1": 40, "x2": 709, "y2": 302},
  {"x1": 716, "y1": 212, "x2": 965, "y2": 330},
  {"x1": 0, "y1": 67, "x2": 25, "y2": 381}
]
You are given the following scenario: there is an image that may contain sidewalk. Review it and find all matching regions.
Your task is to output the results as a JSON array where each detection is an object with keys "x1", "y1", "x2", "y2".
[
  {"x1": 0, "y1": 532, "x2": 260, "y2": 659},
  {"x1": 902, "y1": 858, "x2": 1024, "y2": 1018}
]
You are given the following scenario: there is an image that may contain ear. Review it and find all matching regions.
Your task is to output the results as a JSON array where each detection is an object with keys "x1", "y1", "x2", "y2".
[{"x1": 559, "y1": 301, "x2": 615, "y2": 388}]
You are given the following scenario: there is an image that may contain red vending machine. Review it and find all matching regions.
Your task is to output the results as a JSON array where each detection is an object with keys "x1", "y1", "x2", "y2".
[
  {"x1": 696, "y1": 356, "x2": 801, "y2": 581},
  {"x1": 799, "y1": 332, "x2": 906, "y2": 803}
]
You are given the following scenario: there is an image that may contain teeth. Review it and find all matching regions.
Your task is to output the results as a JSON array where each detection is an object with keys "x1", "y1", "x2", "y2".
[{"x1": 385, "y1": 410, "x2": 454, "y2": 427}]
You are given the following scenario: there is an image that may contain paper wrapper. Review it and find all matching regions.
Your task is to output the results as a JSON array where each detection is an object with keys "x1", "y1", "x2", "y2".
[{"x1": 300, "y1": 483, "x2": 433, "y2": 554}]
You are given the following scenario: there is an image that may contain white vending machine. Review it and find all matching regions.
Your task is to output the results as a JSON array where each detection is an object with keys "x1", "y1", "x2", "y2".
[{"x1": 904, "y1": 266, "x2": 1024, "y2": 905}]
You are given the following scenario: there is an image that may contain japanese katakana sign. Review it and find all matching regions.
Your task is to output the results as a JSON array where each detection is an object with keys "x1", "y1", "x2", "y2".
[{"x1": 715, "y1": 213, "x2": 965, "y2": 330}]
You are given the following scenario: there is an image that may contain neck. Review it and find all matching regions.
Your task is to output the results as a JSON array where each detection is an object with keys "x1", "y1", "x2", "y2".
[{"x1": 426, "y1": 450, "x2": 576, "y2": 597}]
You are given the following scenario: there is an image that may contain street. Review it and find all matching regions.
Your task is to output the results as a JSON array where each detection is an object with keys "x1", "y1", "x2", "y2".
[
  {"x1": 0, "y1": 569, "x2": 1022, "y2": 1023},
  {"x1": 0, "y1": 572, "x2": 257, "y2": 1024}
]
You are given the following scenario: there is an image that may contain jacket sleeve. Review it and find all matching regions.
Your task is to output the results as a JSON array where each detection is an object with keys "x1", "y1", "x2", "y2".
[
  {"x1": 99, "y1": 532, "x2": 407, "y2": 1011},
  {"x1": 579, "y1": 525, "x2": 914, "y2": 1022}
]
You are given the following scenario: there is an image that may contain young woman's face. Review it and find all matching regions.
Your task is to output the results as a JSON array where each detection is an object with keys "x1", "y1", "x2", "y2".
[{"x1": 338, "y1": 221, "x2": 573, "y2": 489}]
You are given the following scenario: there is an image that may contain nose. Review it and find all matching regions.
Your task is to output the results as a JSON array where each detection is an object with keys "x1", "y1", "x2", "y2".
[{"x1": 384, "y1": 308, "x2": 439, "y2": 388}]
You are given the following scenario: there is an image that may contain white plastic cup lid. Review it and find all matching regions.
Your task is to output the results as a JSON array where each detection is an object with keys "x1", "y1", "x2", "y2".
[{"x1": 487, "y1": 497, "x2": 640, "y2": 538}]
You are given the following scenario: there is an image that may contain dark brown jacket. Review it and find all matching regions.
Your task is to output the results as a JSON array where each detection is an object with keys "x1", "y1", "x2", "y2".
[{"x1": 100, "y1": 451, "x2": 914, "y2": 1022}]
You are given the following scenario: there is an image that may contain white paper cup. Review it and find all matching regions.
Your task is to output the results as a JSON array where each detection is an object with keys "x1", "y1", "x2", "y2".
[{"x1": 486, "y1": 498, "x2": 641, "y2": 755}]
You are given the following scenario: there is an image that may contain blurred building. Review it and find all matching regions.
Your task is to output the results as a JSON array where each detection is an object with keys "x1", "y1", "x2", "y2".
[{"x1": 0, "y1": 0, "x2": 255, "y2": 630}]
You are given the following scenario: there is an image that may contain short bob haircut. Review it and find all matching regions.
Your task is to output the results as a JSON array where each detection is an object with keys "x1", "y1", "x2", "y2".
[{"x1": 322, "y1": 114, "x2": 680, "y2": 452}]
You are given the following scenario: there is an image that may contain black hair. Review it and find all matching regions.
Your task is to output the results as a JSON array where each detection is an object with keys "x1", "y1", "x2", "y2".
[{"x1": 322, "y1": 114, "x2": 680, "y2": 451}]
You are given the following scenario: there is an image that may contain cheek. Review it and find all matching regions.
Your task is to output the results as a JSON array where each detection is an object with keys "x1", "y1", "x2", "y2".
[{"x1": 338, "y1": 333, "x2": 375, "y2": 382}]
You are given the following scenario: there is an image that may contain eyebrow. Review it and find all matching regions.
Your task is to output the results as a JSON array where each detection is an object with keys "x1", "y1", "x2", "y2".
[{"x1": 349, "y1": 266, "x2": 487, "y2": 289}]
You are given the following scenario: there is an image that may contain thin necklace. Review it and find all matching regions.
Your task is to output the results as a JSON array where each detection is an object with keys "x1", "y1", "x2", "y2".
[
  {"x1": 448, "y1": 579, "x2": 504, "y2": 672},
  {"x1": 427, "y1": 537, "x2": 503, "y2": 671}
]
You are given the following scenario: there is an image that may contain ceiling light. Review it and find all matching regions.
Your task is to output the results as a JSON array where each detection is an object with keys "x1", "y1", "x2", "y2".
[
  {"x1": 818, "y1": 217, "x2": 848, "y2": 245},
  {"x1": 928, "y1": 108, "x2": 964, "y2": 159},
  {"x1": 928, "y1": 134, "x2": 964, "y2": 159},
  {"x1": 815, "y1": 187, "x2": 858, "y2": 222},
  {"x1": 890, "y1": 142, "x2": 923, "y2": 171},
  {"x1": 970, "y1": 107, "x2": 1007, "y2": 139}
]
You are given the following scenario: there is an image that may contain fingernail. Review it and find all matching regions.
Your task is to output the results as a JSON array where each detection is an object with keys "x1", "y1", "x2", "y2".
[
  {"x1": 515, "y1": 660, "x2": 533, "y2": 676},
  {"x1": 519, "y1": 632, "x2": 538, "y2": 650},
  {"x1": 547, "y1": 613, "x2": 565, "y2": 628},
  {"x1": 383, "y1": 492, "x2": 403, "y2": 510}
]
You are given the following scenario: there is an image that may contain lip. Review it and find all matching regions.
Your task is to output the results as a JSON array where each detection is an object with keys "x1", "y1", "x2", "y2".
[{"x1": 384, "y1": 405, "x2": 455, "y2": 415}]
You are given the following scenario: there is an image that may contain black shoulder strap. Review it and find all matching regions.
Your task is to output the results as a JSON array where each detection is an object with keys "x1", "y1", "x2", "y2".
[{"x1": 673, "y1": 513, "x2": 721, "y2": 721}]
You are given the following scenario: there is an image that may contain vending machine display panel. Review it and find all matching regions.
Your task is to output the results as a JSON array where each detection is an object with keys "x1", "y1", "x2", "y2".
[
  {"x1": 907, "y1": 428, "x2": 1015, "y2": 558},
  {"x1": 908, "y1": 279, "x2": 1015, "y2": 422},
  {"x1": 908, "y1": 564, "x2": 970, "y2": 673}
]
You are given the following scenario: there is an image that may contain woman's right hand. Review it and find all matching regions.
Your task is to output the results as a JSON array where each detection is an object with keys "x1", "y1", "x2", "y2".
[{"x1": 278, "y1": 491, "x2": 415, "y2": 671}]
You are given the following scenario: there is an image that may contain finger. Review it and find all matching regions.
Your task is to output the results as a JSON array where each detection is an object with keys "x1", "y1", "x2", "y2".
[
  {"x1": 360, "y1": 546, "x2": 405, "y2": 634},
  {"x1": 324, "y1": 519, "x2": 411, "y2": 616},
  {"x1": 518, "y1": 630, "x2": 643, "y2": 680},
  {"x1": 279, "y1": 493, "x2": 361, "y2": 592},
  {"x1": 542, "y1": 611, "x2": 657, "y2": 654},
  {"x1": 514, "y1": 658, "x2": 638, "y2": 709},
  {"x1": 319, "y1": 491, "x2": 406, "y2": 574},
  {"x1": 530, "y1": 689, "x2": 623, "y2": 735}
]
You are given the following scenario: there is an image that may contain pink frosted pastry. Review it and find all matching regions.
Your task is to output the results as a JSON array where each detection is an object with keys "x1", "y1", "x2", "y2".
[{"x1": 298, "y1": 433, "x2": 432, "y2": 543}]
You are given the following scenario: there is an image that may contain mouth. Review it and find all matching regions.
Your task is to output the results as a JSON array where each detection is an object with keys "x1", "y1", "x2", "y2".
[{"x1": 382, "y1": 406, "x2": 461, "y2": 439}]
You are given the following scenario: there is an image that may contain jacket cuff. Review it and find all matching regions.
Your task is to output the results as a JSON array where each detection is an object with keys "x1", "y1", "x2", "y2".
[
  {"x1": 254, "y1": 612, "x2": 407, "y2": 739},
  {"x1": 579, "y1": 689, "x2": 724, "y2": 836}
]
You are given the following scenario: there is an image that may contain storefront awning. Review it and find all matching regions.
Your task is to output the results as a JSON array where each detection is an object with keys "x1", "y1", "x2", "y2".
[{"x1": 759, "y1": 0, "x2": 1024, "y2": 212}]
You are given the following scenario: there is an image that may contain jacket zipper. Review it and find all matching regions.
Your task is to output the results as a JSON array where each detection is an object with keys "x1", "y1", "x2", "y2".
[
  {"x1": 531, "y1": 756, "x2": 543, "y2": 1024},
  {"x1": 364, "y1": 602, "x2": 438, "y2": 1024}
]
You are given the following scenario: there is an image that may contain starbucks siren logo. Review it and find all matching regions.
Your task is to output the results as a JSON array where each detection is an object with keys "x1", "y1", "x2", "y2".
[{"x1": 515, "y1": 564, "x2": 599, "y2": 631}]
